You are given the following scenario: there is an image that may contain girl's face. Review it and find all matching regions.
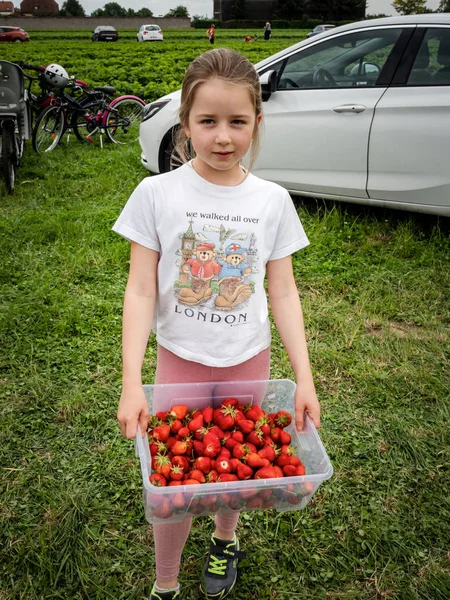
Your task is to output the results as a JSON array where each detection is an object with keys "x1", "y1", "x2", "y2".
[{"x1": 184, "y1": 78, "x2": 262, "y2": 186}]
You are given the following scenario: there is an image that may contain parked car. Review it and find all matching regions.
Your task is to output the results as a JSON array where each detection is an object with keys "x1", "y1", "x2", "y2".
[
  {"x1": 306, "y1": 24, "x2": 336, "y2": 38},
  {"x1": 92, "y1": 26, "x2": 119, "y2": 42},
  {"x1": 139, "y1": 14, "x2": 450, "y2": 217},
  {"x1": 137, "y1": 24, "x2": 163, "y2": 42},
  {"x1": 0, "y1": 26, "x2": 30, "y2": 43}
]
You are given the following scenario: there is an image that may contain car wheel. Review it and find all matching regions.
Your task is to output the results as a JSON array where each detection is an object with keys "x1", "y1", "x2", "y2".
[
  {"x1": 163, "y1": 128, "x2": 193, "y2": 173},
  {"x1": 14, "y1": 39, "x2": 23, "y2": 43}
]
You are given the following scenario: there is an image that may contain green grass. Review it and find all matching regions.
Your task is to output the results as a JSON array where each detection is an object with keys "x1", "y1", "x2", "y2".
[{"x1": 1, "y1": 29, "x2": 450, "y2": 600}]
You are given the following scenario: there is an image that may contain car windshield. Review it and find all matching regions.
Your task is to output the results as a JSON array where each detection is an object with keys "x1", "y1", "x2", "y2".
[
  {"x1": 100, "y1": 26, "x2": 116, "y2": 31},
  {"x1": 146, "y1": 26, "x2": 159, "y2": 30}
]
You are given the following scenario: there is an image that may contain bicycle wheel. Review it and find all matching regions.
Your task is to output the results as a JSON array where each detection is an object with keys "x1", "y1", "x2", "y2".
[
  {"x1": 71, "y1": 99, "x2": 103, "y2": 143},
  {"x1": 1, "y1": 122, "x2": 16, "y2": 194},
  {"x1": 105, "y1": 97, "x2": 144, "y2": 145},
  {"x1": 32, "y1": 105, "x2": 65, "y2": 153}
]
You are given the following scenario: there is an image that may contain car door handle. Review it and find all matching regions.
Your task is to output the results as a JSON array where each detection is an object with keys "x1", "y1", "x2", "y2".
[{"x1": 333, "y1": 104, "x2": 367, "y2": 114}]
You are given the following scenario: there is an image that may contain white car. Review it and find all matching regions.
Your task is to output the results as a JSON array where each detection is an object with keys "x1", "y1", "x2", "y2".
[
  {"x1": 139, "y1": 14, "x2": 450, "y2": 217},
  {"x1": 137, "y1": 24, "x2": 163, "y2": 42}
]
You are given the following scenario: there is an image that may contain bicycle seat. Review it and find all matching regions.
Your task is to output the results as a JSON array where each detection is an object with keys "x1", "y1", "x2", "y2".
[
  {"x1": 93, "y1": 86, "x2": 116, "y2": 96},
  {"x1": 0, "y1": 60, "x2": 26, "y2": 117}
]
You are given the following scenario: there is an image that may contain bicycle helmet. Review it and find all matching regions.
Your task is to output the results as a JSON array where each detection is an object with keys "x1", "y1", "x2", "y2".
[{"x1": 44, "y1": 64, "x2": 69, "y2": 88}]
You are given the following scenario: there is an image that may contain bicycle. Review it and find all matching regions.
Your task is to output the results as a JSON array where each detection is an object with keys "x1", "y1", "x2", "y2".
[
  {"x1": 32, "y1": 72, "x2": 145, "y2": 153},
  {"x1": 0, "y1": 60, "x2": 32, "y2": 193}
]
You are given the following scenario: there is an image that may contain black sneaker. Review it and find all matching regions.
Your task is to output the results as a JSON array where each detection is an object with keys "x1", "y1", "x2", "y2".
[
  {"x1": 149, "y1": 583, "x2": 180, "y2": 600},
  {"x1": 200, "y1": 534, "x2": 246, "y2": 599}
]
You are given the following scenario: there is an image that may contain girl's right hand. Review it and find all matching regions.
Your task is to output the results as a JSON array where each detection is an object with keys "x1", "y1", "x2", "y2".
[{"x1": 117, "y1": 384, "x2": 149, "y2": 439}]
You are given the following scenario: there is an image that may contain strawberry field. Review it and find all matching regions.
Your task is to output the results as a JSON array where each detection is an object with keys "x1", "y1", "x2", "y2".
[{"x1": 1, "y1": 28, "x2": 449, "y2": 600}]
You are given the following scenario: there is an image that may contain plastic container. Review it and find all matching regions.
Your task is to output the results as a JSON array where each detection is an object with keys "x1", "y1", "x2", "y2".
[{"x1": 135, "y1": 379, "x2": 333, "y2": 523}]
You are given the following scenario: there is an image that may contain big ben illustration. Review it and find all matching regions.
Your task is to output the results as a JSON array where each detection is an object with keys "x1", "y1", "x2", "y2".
[{"x1": 179, "y1": 219, "x2": 196, "y2": 284}]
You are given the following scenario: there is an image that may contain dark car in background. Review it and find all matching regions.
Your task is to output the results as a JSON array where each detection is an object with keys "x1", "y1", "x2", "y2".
[
  {"x1": 0, "y1": 26, "x2": 30, "y2": 43},
  {"x1": 92, "y1": 26, "x2": 119, "y2": 42}
]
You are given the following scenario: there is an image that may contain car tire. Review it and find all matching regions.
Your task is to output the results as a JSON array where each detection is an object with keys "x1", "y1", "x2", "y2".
[
  {"x1": 162, "y1": 128, "x2": 193, "y2": 173},
  {"x1": 14, "y1": 39, "x2": 22, "y2": 43}
]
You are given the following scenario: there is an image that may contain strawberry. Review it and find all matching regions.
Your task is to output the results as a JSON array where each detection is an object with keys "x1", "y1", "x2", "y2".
[
  {"x1": 172, "y1": 455, "x2": 189, "y2": 472},
  {"x1": 149, "y1": 439, "x2": 168, "y2": 457},
  {"x1": 230, "y1": 458, "x2": 240, "y2": 472},
  {"x1": 236, "y1": 419, "x2": 255, "y2": 434},
  {"x1": 169, "y1": 405, "x2": 189, "y2": 420},
  {"x1": 155, "y1": 412, "x2": 169, "y2": 422},
  {"x1": 188, "y1": 413, "x2": 204, "y2": 432},
  {"x1": 289, "y1": 456, "x2": 301, "y2": 467},
  {"x1": 262, "y1": 497, "x2": 277, "y2": 509},
  {"x1": 194, "y1": 426, "x2": 211, "y2": 441},
  {"x1": 222, "y1": 397, "x2": 239, "y2": 407},
  {"x1": 225, "y1": 437, "x2": 239, "y2": 450},
  {"x1": 216, "y1": 447, "x2": 231, "y2": 460},
  {"x1": 231, "y1": 430, "x2": 244, "y2": 443},
  {"x1": 183, "y1": 478, "x2": 200, "y2": 485},
  {"x1": 236, "y1": 463, "x2": 253, "y2": 480},
  {"x1": 244, "y1": 405, "x2": 265, "y2": 422},
  {"x1": 218, "y1": 473, "x2": 239, "y2": 482},
  {"x1": 202, "y1": 406, "x2": 214, "y2": 424},
  {"x1": 234, "y1": 410, "x2": 246, "y2": 422},
  {"x1": 270, "y1": 426, "x2": 282, "y2": 443},
  {"x1": 190, "y1": 469, "x2": 206, "y2": 483},
  {"x1": 168, "y1": 480, "x2": 183, "y2": 486},
  {"x1": 170, "y1": 419, "x2": 183, "y2": 435},
  {"x1": 193, "y1": 440, "x2": 204, "y2": 456},
  {"x1": 275, "y1": 410, "x2": 292, "y2": 428},
  {"x1": 232, "y1": 443, "x2": 250, "y2": 460},
  {"x1": 153, "y1": 498, "x2": 173, "y2": 518},
  {"x1": 245, "y1": 452, "x2": 266, "y2": 469},
  {"x1": 199, "y1": 494, "x2": 218, "y2": 510},
  {"x1": 276, "y1": 455, "x2": 291, "y2": 467},
  {"x1": 152, "y1": 424, "x2": 170, "y2": 442},
  {"x1": 279, "y1": 430, "x2": 292, "y2": 445},
  {"x1": 213, "y1": 405, "x2": 237, "y2": 431},
  {"x1": 254, "y1": 466, "x2": 277, "y2": 479},
  {"x1": 245, "y1": 430, "x2": 265, "y2": 448},
  {"x1": 209, "y1": 425, "x2": 225, "y2": 440},
  {"x1": 215, "y1": 457, "x2": 231, "y2": 474},
  {"x1": 171, "y1": 440, "x2": 188, "y2": 455},
  {"x1": 246, "y1": 496, "x2": 263, "y2": 509},
  {"x1": 171, "y1": 492, "x2": 186, "y2": 509},
  {"x1": 195, "y1": 456, "x2": 211, "y2": 474},
  {"x1": 169, "y1": 464, "x2": 184, "y2": 481},
  {"x1": 166, "y1": 436, "x2": 177, "y2": 450},
  {"x1": 256, "y1": 418, "x2": 271, "y2": 436},
  {"x1": 244, "y1": 442, "x2": 257, "y2": 454},
  {"x1": 203, "y1": 432, "x2": 221, "y2": 458},
  {"x1": 206, "y1": 469, "x2": 219, "y2": 483},
  {"x1": 149, "y1": 473, "x2": 167, "y2": 486},
  {"x1": 282, "y1": 464, "x2": 297, "y2": 477},
  {"x1": 279, "y1": 444, "x2": 295, "y2": 456},
  {"x1": 154, "y1": 454, "x2": 172, "y2": 479},
  {"x1": 296, "y1": 464, "x2": 306, "y2": 476},
  {"x1": 273, "y1": 465, "x2": 284, "y2": 478},
  {"x1": 257, "y1": 445, "x2": 276, "y2": 463},
  {"x1": 177, "y1": 426, "x2": 190, "y2": 439}
]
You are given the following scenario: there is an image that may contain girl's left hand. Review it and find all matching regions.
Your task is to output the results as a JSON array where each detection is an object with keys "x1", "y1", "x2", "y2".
[{"x1": 294, "y1": 383, "x2": 321, "y2": 432}]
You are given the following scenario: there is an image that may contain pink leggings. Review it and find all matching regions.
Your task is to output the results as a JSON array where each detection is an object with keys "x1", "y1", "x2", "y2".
[{"x1": 153, "y1": 344, "x2": 270, "y2": 584}]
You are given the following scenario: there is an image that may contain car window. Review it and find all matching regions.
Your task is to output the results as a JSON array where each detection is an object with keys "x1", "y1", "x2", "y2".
[
  {"x1": 278, "y1": 28, "x2": 403, "y2": 89},
  {"x1": 407, "y1": 28, "x2": 450, "y2": 85}
]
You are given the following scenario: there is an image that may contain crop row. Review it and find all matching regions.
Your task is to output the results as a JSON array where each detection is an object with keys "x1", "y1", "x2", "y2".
[{"x1": 2, "y1": 30, "x2": 303, "y2": 102}]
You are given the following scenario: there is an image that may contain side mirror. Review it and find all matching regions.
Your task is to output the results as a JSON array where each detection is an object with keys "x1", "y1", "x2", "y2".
[{"x1": 260, "y1": 70, "x2": 277, "y2": 102}]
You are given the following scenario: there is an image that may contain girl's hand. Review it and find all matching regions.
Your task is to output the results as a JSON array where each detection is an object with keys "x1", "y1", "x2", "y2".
[
  {"x1": 294, "y1": 382, "x2": 321, "y2": 432},
  {"x1": 117, "y1": 384, "x2": 149, "y2": 439}
]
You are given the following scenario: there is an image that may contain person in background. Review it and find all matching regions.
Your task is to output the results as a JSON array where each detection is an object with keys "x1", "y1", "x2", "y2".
[
  {"x1": 207, "y1": 24, "x2": 215, "y2": 44},
  {"x1": 264, "y1": 21, "x2": 272, "y2": 40}
]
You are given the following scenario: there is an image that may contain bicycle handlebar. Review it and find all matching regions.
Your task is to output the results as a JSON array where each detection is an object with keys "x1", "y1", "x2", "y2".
[{"x1": 17, "y1": 61, "x2": 46, "y2": 73}]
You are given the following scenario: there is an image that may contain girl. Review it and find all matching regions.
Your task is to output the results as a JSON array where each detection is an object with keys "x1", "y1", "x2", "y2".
[{"x1": 113, "y1": 48, "x2": 320, "y2": 600}]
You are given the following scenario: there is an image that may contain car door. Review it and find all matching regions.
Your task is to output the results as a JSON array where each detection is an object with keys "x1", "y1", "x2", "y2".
[
  {"x1": 0, "y1": 28, "x2": 8, "y2": 42},
  {"x1": 367, "y1": 25, "x2": 450, "y2": 213},
  {"x1": 253, "y1": 26, "x2": 412, "y2": 199}
]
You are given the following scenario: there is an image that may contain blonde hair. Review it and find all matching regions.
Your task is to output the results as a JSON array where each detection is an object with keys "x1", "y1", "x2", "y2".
[{"x1": 175, "y1": 48, "x2": 262, "y2": 171}]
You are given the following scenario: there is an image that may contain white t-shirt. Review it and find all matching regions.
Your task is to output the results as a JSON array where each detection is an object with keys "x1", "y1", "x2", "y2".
[{"x1": 112, "y1": 163, "x2": 309, "y2": 367}]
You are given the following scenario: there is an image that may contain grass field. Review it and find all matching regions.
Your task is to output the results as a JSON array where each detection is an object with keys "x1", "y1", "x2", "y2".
[{"x1": 1, "y1": 30, "x2": 450, "y2": 600}]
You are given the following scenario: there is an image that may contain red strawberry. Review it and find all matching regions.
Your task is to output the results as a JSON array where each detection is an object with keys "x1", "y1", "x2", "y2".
[
  {"x1": 229, "y1": 458, "x2": 240, "y2": 472},
  {"x1": 279, "y1": 444, "x2": 295, "y2": 456},
  {"x1": 171, "y1": 492, "x2": 186, "y2": 509},
  {"x1": 172, "y1": 455, "x2": 189, "y2": 472},
  {"x1": 216, "y1": 447, "x2": 231, "y2": 460},
  {"x1": 183, "y1": 478, "x2": 201, "y2": 485},
  {"x1": 236, "y1": 463, "x2": 253, "y2": 480},
  {"x1": 270, "y1": 427, "x2": 282, "y2": 443},
  {"x1": 215, "y1": 457, "x2": 232, "y2": 474},
  {"x1": 222, "y1": 397, "x2": 239, "y2": 407},
  {"x1": 218, "y1": 473, "x2": 239, "y2": 482},
  {"x1": 199, "y1": 494, "x2": 218, "y2": 510},
  {"x1": 232, "y1": 443, "x2": 250, "y2": 460},
  {"x1": 246, "y1": 496, "x2": 263, "y2": 508},
  {"x1": 237, "y1": 419, "x2": 255, "y2": 434},
  {"x1": 149, "y1": 439, "x2": 168, "y2": 457},
  {"x1": 153, "y1": 498, "x2": 173, "y2": 518},
  {"x1": 289, "y1": 456, "x2": 301, "y2": 467},
  {"x1": 279, "y1": 430, "x2": 292, "y2": 445},
  {"x1": 170, "y1": 419, "x2": 183, "y2": 435},
  {"x1": 244, "y1": 442, "x2": 258, "y2": 454},
  {"x1": 258, "y1": 445, "x2": 276, "y2": 463},
  {"x1": 195, "y1": 456, "x2": 211, "y2": 474},
  {"x1": 154, "y1": 454, "x2": 172, "y2": 479},
  {"x1": 193, "y1": 440, "x2": 205, "y2": 456},
  {"x1": 178, "y1": 426, "x2": 190, "y2": 439},
  {"x1": 166, "y1": 436, "x2": 177, "y2": 450},
  {"x1": 276, "y1": 455, "x2": 291, "y2": 467},
  {"x1": 275, "y1": 410, "x2": 292, "y2": 428},
  {"x1": 171, "y1": 440, "x2": 188, "y2": 455},
  {"x1": 225, "y1": 437, "x2": 239, "y2": 451},
  {"x1": 245, "y1": 452, "x2": 266, "y2": 469},
  {"x1": 188, "y1": 413, "x2": 204, "y2": 432},
  {"x1": 190, "y1": 469, "x2": 206, "y2": 483},
  {"x1": 213, "y1": 405, "x2": 237, "y2": 431},
  {"x1": 169, "y1": 464, "x2": 184, "y2": 481},
  {"x1": 169, "y1": 405, "x2": 189, "y2": 420},
  {"x1": 152, "y1": 424, "x2": 170, "y2": 442},
  {"x1": 296, "y1": 464, "x2": 306, "y2": 476},
  {"x1": 206, "y1": 469, "x2": 219, "y2": 483},
  {"x1": 168, "y1": 480, "x2": 182, "y2": 486},
  {"x1": 256, "y1": 418, "x2": 271, "y2": 436},
  {"x1": 154, "y1": 412, "x2": 168, "y2": 423},
  {"x1": 149, "y1": 473, "x2": 167, "y2": 486},
  {"x1": 203, "y1": 432, "x2": 221, "y2": 458},
  {"x1": 273, "y1": 465, "x2": 284, "y2": 478},
  {"x1": 245, "y1": 430, "x2": 265, "y2": 448},
  {"x1": 254, "y1": 466, "x2": 277, "y2": 479},
  {"x1": 209, "y1": 425, "x2": 225, "y2": 440},
  {"x1": 244, "y1": 405, "x2": 265, "y2": 422},
  {"x1": 283, "y1": 465, "x2": 297, "y2": 477},
  {"x1": 234, "y1": 410, "x2": 246, "y2": 422},
  {"x1": 231, "y1": 430, "x2": 244, "y2": 443},
  {"x1": 194, "y1": 426, "x2": 211, "y2": 441},
  {"x1": 202, "y1": 406, "x2": 214, "y2": 424}
]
